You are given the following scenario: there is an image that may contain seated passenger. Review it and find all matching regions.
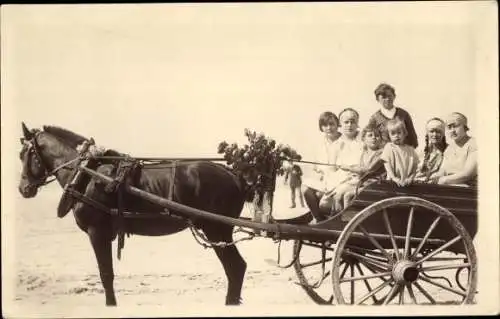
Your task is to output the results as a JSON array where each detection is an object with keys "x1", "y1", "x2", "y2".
[
  {"x1": 317, "y1": 108, "x2": 364, "y2": 215},
  {"x1": 415, "y1": 118, "x2": 448, "y2": 183},
  {"x1": 329, "y1": 124, "x2": 384, "y2": 212},
  {"x1": 431, "y1": 112, "x2": 477, "y2": 187},
  {"x1": 368, "y1": 82, "x2": 419, "y2": 148},
  {"x1": 302, "y1": 111, "x2": 342, "y2": 222},
  {"x1": 380, "y1": 118, "x2": 420, "y2": 187}
]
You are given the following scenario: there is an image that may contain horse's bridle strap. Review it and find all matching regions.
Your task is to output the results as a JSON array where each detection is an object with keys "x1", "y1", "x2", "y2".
[{"x1": 26, "y1": 134, "x2": 95, "y2": 188}]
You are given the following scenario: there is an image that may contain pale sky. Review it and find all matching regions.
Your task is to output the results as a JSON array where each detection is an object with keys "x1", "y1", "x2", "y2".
[{"x1": 1, "y1": 2, "x2": 496, "y2": 162}]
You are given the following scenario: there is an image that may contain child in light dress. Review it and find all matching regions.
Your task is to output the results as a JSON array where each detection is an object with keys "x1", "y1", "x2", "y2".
[
  {"x1": 381, "y1": 118, "x2": 420, "y2": 186},
  {"x1": 329, "y1": 124, "x2": 384, "y2": 212}
]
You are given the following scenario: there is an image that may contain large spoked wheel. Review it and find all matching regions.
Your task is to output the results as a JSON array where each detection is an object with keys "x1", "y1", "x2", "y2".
[
  {"x1": 293, "y1": 240, "x2": 334, "y2": 304},
  {"x1": 332, "y1": 196, "x2": 477, "y2": 305}
]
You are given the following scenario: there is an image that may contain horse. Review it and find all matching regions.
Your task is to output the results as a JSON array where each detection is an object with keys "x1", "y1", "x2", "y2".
[{"x1": 17, "y1": 122, "x2": 248, "y2": 306}]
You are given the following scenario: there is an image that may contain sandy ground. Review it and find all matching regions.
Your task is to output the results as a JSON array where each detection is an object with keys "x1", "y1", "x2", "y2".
[{"x1": 4, "y1": 175, "x2": 476, "y2": 317}]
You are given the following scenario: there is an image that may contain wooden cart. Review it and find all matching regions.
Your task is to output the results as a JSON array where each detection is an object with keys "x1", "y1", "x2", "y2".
[{"x1": 78, "y1": 162, "x2": 477, "y2": 306}]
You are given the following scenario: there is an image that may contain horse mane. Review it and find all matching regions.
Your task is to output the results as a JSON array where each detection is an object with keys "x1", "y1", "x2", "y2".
[{"x1": 42, "y1": 125, "x2": 88, "y2": 149}]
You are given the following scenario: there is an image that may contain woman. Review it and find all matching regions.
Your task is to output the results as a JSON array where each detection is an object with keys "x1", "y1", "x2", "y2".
[
  {"x1": 415, "y1": 118, "x2": 448, "y2": 182},
  {"x1": 431, "y1": 112, "x2": 477, "y2": 186},
  {"x1": 302, "y1": 111, "x2": 341, "y2": 222}
]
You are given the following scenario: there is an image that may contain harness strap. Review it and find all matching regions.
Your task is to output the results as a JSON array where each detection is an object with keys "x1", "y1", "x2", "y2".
[
  {"x1": 62, "y1": 139, "x2": 95, "y2": 192},
  {"x1": 117, "y1": 184, "x2": 125, "y2": 260},
  {"x1": 110, "y1": 160, "x2": 139, "y2": 260},
  {"x1": 65, "y1": 188, "x2": 112, "y2": 213},
  {"x1": 169, "y1": 161, "x2": 177, "y2": 201}
]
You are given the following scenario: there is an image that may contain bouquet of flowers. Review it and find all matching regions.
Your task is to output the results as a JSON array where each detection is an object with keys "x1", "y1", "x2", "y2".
[{"x1": 217, "y1": 129, "x2": 302, "y2": 224}]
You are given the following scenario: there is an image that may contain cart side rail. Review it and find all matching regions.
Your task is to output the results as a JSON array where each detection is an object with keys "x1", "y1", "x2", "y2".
[{"x1": 350, "y1": 181, "x2": 477, "y2": 216}]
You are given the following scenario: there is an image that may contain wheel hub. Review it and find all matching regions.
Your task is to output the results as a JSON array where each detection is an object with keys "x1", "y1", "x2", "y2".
[{"x1": 392, "y1": 260, "x2": 419, "y2": 283}]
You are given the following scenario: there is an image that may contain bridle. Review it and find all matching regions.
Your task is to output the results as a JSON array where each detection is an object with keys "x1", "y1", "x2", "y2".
[{"x1": 21, "y1": 131, "x2": 85, "y2": 189}]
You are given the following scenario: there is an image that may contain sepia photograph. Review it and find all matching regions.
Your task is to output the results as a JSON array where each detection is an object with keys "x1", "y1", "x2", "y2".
[{"x1": 1, "y1": 2, "x2": 498, "y2": 317}]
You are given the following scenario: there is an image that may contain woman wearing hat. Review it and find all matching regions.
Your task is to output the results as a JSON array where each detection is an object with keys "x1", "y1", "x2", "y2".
[{"x1": 431, "y1": 112, "x2": 477, "y2": 186}]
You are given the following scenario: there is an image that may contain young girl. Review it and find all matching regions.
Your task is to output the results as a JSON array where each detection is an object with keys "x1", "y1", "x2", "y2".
[
  {"x1": 415, "y1": 118, "x2": 448, "y2": 182},
  {"x1": 302, "y1": 111, "x2": 342, "y2": 222},
  {"x1": 381, "y1": 118, "x2": 420, "y2": 186},
  {"x1": 330, "y1": 124, "x2": 384, "y2": 212},
  {"x1": 318, "y1": 108, "x2": 365, "y2": 213}
]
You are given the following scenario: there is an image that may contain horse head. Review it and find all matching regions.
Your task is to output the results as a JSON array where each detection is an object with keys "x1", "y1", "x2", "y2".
[{"x1": 18, "y1": 122, "x2": 87, "y2": 198}]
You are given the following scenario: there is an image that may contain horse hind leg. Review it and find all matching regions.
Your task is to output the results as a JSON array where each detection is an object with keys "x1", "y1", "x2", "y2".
[
  {"x1": 202, "y1": 226, "x2": 247, "y2": 305},
  {"x1": 88, "y1": 226, "x2": 117, "y2": 306}
]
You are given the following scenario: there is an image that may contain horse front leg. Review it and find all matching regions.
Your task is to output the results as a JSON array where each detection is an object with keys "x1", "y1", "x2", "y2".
[{"x1": 88, "y1": 226, "x2": 117, "y2": 306}]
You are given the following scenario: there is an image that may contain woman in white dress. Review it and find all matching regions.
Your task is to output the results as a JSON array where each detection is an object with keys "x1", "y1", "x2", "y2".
[{"x1": 302, "y1": 111, "x2": 341, "y2": 222}]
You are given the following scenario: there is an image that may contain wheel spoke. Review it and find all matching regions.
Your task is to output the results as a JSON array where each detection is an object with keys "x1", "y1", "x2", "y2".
[
  {"x1": 413, "y1": 281, "x2": 436, "y2": 304},
  {"x1": 404, "y1": 206, "x2": 415, "y2": 259},
  {"x1": 399, "y1": 285, "x2": 405, "y2": 304},
  {"x1": 340, "y1": 271, "x2": 392, "y2": 283},
  {"x1": 383, "y1": 283, "x2": 400, "y2": 305},
  {"x1": 358, "y1": 260, "x2": 392, "y2": 285},
  {"x1": 343, "y1": 249, "x2": 390, "y2": 270},
  {"x1": 300, "y1": 257, "x2": 333, "y2": 269},
  {"x1": 411, "y1": 217, "x2": 441, "y2": 259},
  {"x1": 415, "y1": 236, "x2": 462, "y2": 266},
  {"x1": 340, "y1": 261, "x2": 350, "y2": 279},
  {"x1": 358, "y1": 225, "x2": 393, "y2": 261},
  {"x1": 347, "y1": 245, "x2": 388, "y2": 258},
  {"x1": 350, "y1": 264, "x2": 355, "y2": 304},
  {"x1": 418, "y1": 274, "x2": 467, "y2": 297},
  {"x1": 355, "y1": 280, "x2": 392, "y2": 305},
  {"x1": 382, "y1": 209, "x2": 399, "y2": 261},
  {"x1": 422, "y1": 256, "x2": 465, "y2": 262},
  {"x1": 420, "y1": 263, "x2": 471, "y2": 272},
  {"x1": 407, "y1": 284, "x2": 417, "y2": 304},
  {"x1": 354, "y1": 263, "x2": 379, "y2": 304}
]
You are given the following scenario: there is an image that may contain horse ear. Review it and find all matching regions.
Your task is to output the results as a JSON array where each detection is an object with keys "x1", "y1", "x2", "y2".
[{"x1": 22, "y1": 122, "x2": 33, "y2": 139}]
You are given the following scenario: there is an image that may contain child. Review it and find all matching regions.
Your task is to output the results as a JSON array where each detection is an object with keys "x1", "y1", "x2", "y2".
[
  {"x1": 318, "y1": 108, "x2": 364, "y2": 213},
  {"x1": 330, "y1": 124, "x2": 384, "y2": 212},
  {"x1": 381, "y1": 118, "x2": 420, "y2": 187},
  {"x1": 415, "y1": 118, "x2": 448, "y2": 182},
  {"x1": 284, "y1": 163, "x2": 305, "y2": 208},
  {"x1": 368, "y1": 83, "x2": 419, "y2": 148}
]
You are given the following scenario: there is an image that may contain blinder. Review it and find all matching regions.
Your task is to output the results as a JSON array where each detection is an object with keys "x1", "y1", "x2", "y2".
[{"x1": 20, "y1": 132, "x2": 53, "y2": 188}]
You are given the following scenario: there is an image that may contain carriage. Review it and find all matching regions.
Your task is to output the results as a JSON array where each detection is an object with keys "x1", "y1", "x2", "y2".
[{"x1": 17, "y1": 123, "x2": 477, "y2": 306}]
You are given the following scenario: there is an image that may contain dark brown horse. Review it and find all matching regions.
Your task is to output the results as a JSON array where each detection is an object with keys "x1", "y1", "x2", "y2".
[{"x1": 17, "y1": 122, "x2": 247, "y2": 306}]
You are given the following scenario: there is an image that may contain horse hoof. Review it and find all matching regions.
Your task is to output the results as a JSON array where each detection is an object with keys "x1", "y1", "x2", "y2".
[
  {"x1": 106, "y1": 300, "x2": 117, "y2": 307},
  {"x1": 225, "y1": 297, "x2": 242, "y2": 305}
]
